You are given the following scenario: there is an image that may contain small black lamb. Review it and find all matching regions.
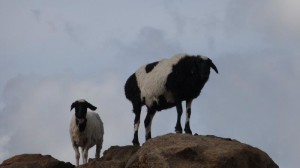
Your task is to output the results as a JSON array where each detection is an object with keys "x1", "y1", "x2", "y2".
[{"x1": 124, "y1": 54, "x2": 218, "y2": 146}]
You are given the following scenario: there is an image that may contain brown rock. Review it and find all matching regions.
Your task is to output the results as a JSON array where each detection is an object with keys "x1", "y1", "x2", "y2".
[
  {"x1": 126, "y1": 134, "x2": 278, "y2": 168},
  {"x1": 0, "y1": 154, "x2": 74, "y2": 168},
  {"x1": 1, "y1": 134, "x2": 279, "y2": 168},
  {"x1": 82, "y1": 133, "x2": 279, "y2": 168},
  {"x1": 80, "y1": 145, "x2": 140, "y2": 168}
]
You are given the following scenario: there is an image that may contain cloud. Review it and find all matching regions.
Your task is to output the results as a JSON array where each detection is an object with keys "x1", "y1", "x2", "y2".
[
  {"x1": 222, "y1": 0, "x2": 300, "y2": 49},
  {"x1": 31, "y1": 9, "x2": 42, "y2": 23},
  {"x1": 0, "y1": 132, "x2": 11, "y2": 160},
  {"x1": 109, "y1": 26, "x2": 183, "y2": 75}
]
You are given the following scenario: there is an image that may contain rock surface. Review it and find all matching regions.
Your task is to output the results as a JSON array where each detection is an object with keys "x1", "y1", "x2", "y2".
[
  {"x1": 0, "y1": 154, "x2": 74, "y2": 168},
  {"x1": 80, "y1": 145, "x2": 140, "y2": 168},
  {"x1": 82, "y1": 133, "x2": 278, "y2": 168},
  {"x1": 1, "y1": 133, "x2": 279, "y2": 168}
]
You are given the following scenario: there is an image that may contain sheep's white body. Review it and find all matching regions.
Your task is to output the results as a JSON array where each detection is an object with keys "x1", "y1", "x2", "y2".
[
  {"x1": 69, "y1": 111, "x2": 104, "y2": 166},
  {"x1": 135, "y1": 54, "x2": 185, "y2": 107}
]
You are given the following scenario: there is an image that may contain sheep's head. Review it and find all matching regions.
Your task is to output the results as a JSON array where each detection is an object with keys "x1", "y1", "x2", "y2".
[
  {"x1": 70, "y1": 99, "x2": 97, "y2": 132},
  {"x1": 195, "y1": 56, "x2": 218, "y2": 77}
]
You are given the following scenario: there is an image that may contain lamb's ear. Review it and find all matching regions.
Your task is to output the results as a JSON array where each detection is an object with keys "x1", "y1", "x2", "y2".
[
  {"x1": 209, "y1": 59, "x2": 218, "y2": 74},
  {"x1": 86, "y1": 102, "x2": 97, "y2": 111},
  {"x1": 70, "y1": 101, "x2": 77, "y2": 111}
]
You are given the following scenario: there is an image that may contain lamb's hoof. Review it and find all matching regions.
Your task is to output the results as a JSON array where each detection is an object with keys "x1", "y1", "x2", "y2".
[
  {"x1": 145, "y1": 132, "x2": 152, "y2": 141},
  {"x1": 175, "y1": 125, "x2": 183, "y2": 134},
  {"x1": 184, "y1": 128, "x2": 192, "y2": 134},
  {"x1": 133, "y1": 142, "x2": 140, "y2": 146},
  {"x1": 132, "y1": 140, "x2": 140, "y2": 146}
]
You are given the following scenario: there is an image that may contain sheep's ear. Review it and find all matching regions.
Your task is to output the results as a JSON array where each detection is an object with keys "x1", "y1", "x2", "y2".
[
  {"x1": 86, "y1": 102, "x2": 97, "y2": 111},
  {"x1": 70, "y1": 101, "x2": 77, "y2": 111},
  {"x1": 209, "y1": 59, "x2": 218, "y2": 74}
]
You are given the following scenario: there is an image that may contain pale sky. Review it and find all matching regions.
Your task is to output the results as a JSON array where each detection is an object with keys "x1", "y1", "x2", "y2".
[{"x1": 0, "y1": 1, "x2": 299, "y2": 167}]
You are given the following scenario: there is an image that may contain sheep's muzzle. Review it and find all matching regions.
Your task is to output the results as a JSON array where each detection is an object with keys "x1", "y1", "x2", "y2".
[{"x1": 76, "y1": 118, "x2": 87, "y2": 132}]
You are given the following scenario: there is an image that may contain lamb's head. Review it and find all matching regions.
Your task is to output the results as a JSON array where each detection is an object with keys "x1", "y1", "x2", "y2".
[
  {"x1": 70, "y1": 99, "x2": 97, "y2": 132},
  {"x1": 195, "y1": 56, "x2": 218, "y2": 77}
]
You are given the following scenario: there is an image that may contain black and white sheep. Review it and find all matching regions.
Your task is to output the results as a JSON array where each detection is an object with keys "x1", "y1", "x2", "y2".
[
  {"x1": 70, "y1": 99, "x2": 104, "y2": 166},
  {"x1": 124, "y1": 54, "x2": 218, "y2": 146}
]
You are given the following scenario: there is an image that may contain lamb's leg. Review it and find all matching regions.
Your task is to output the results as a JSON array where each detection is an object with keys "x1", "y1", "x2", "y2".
[
  {"x1": 175, "y1": 103, "x2": 183, "y2": 133},
  {"x1": 73, "y1": 144, "x2": 80, "y2": 167},
  {"x1": 132, "y1": 104, "x2": 141, "y2": 146},
  {"x1": 95, "y1": 141, "x2": 102, "y2": 159},
  {"x1": 184, "y1": 99, "x2": 193, "y2": 134},
  {"x1": 82, "y1": 148, "x2": 88, "y2": 164},
  {"x1": 144, "y1": 108, "x2": 156, "y2": 141}
]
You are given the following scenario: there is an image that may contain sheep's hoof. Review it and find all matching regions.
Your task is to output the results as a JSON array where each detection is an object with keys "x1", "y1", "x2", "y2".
[
  {"x1": 145, "y1": 132, "x2": 152, "y2": 141},
  {"x1": 133, "y1": 143, "x2": 140, "y2": 146},
  {"x1": 184, "y1": 126, "x2": 192, "y2": 134},
  {"x1": 175, "y1": 125, "x2": 183, "y2": 133},
  {"x1": 132, "y1": 139, "x2": 140, "y2": 146},
  {"x1": 184, "y1": 130, "x2": 192, "y2": 134}
]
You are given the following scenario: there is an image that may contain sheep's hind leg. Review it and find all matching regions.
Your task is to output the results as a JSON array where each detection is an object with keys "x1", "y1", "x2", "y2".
[
  {"x1": 132, "y1": 105, "x2": 141, "y2": 146},
  {"x1": 175, "y1": 103, "x2": 183, "y2": 133},
  {"x1": 145, "y1": 108, "x2": 156, "y2": 141},
  {"x1": 184, "y1": 99, "x2": 193, "y2": 134},
  {"x1": 95, "y1": 142, "x2": 102, "y2": 159}
]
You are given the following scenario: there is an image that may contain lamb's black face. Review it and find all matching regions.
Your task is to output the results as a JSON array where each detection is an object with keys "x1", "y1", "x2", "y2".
[
  {"x1": 70, "y1": 99, "x2": 97, "y2": 132},
  {"x1": 71, "y1": 101, "x2": 88, "y2": 119},
  {"x1": 70, "y1": 100, "x2": 97, "y2": 119},
  {"x1": 78, "y1": 104, "x2": 88, "y2": 119},
  {"x1": 76, "y1": 118, "x2": 87, "y2": 132}
]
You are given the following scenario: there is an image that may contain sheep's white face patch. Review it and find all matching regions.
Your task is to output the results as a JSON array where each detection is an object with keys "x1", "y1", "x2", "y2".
[{"x1": 135, "y1": 54, "x2": 185, "y2": 107}]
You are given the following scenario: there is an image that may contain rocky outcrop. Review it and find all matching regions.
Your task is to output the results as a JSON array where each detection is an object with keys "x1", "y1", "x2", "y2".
[
  {"x1": 1, "y1": 133, "x2": 279, "y2": 168},
  {"x1": 82, "y1": 133, "x2": 278, "y2": 168},
  {"x1": 0, "y1": 154, "x2": 74, "y2": 168},
  {"x1": 81, "y1": 145, "x2": 140, "y2": 168}
]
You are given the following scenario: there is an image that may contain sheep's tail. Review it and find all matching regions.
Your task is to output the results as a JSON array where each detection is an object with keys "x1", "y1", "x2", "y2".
[{"x1": 209, "y1": 59, "x2": 218, "y2": 74}]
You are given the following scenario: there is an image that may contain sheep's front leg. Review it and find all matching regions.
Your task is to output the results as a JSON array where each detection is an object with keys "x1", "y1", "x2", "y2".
[
  {"x1": 184, "y1": 99, "x2": 193, "y2": 134},
  {"x1": 72, "y1": 143, "x2": 80, "y2": 167},
  {"x1": 145, "y1": 108, "x2": 156, "y2": 141},
  {"x1": 175, "y1": 103, "x2": 183, "y2": 133},
  {"x1": 82, "y1": 147, "x2": 88, "y2": 164},
  {"x1": 132, "y1": 105, "x2": 141, "y2": 146}
]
